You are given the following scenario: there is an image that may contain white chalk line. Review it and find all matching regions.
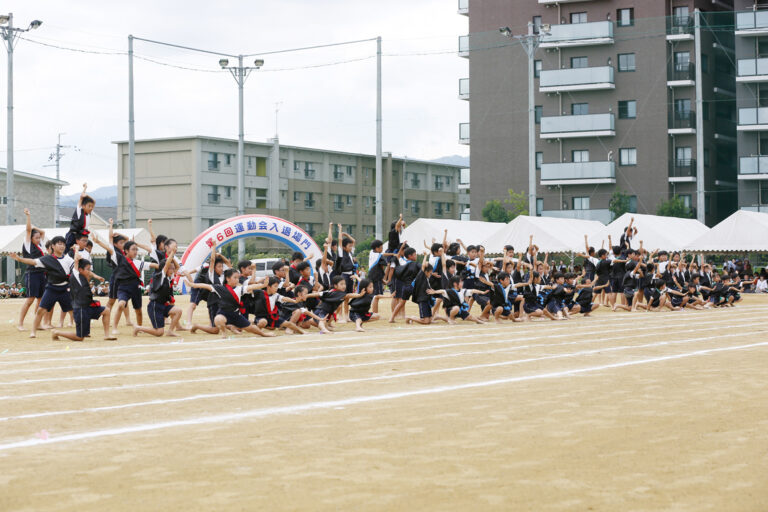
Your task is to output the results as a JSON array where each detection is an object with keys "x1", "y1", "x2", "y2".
[
  {"x1": 1, "y1": 317, "x2": 761, "y2": 387},
  {"x1": 2, "y1": 312, "x2": 757, "y2": 377},
  {"x1": 1, "y1": 304, "x2": 760, "y2": 362},
  {"x1": 1, "y1": 328, "x2": 763, "y2": 423},
  {"x1": 7, "y1": 319, "x2": 762, "y2": 403},
  {"x1": 1, "y1": 340, "x2": 766, "y2": 453}
]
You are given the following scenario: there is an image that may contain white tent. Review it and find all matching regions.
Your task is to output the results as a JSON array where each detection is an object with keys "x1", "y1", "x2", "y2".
[
  {"x1": 401, "y1": 218, "x2": 505, "y2": 252},
  {"x1": 684, "y1": 209, "x2": 768, "y2": 252},
  {"x1": 587, "y1": 213, "x2": 709, "y2": 252},
  {"x1": 0, "y1": 226, "x2": 152, "y2": 257},
  {"x1": 482, "y1": 215, "x2": 604, "y2": 253}
]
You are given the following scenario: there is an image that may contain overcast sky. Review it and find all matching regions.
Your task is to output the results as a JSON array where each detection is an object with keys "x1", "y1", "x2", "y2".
[{"x1": 2, "y1": 0, "x2": 469, "y2": 194}]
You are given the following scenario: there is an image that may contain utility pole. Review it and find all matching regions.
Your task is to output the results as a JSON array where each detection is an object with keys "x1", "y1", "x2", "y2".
[
  {"x1": 500, "y1": 23, "x2": 549, "y2": 217},
  {"x1": 45, "y1": 133, "x2": 74, "y2": 227},
  {"x1": 128, "y1": 34, "x2": 136, "y2": 228},
  {"x1": 0, "y1": 13, "x2": 42, "y2": 283},
  {"x1": 375, "y1": 36, "x2": 383, "y2": 240}
]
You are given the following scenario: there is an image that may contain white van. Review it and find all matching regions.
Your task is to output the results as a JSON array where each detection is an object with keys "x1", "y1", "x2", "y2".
[{"x1": 251, "y1": 258, "x2": 283, "y2": 278}]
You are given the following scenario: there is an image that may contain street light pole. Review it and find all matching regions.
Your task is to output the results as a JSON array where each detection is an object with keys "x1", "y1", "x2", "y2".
[
  {"x1": 128, "y1": 34, "x2": 136, "y2": 228},
  {"x1": 0, "y1": 13, "x2": 42, "y2": 283},
  {"x1": 375, "y1": 36, "x2": 383, "y2": 240},
  {"x1": 220, "y1": 56, "x2": 263, "y2": 260},
  {"x1": 500, "y1": 22, "x2": 548, "y2": 217}
]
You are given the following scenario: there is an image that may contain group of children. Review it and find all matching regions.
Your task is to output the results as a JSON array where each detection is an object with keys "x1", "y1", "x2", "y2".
[{"x1": 10, "y1": 201, "x2": 751, "y2": 341}]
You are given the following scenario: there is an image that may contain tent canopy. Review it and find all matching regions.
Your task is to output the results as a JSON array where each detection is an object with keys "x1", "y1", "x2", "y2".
[
  {"x1": 401, "y1": 218, "x2": 505, "y2": 253},
  {"x1": 684, "y1": 210, "x2": 768, "y2": 252},
  {"x1": 0, "y1": 226, "x2": 151, "y2": 257},
  {"x1": 587, "y1": 213, "x2": 708, "y2": 252},
  {"x1": 482, "y1": 215, "x2": 604, "y2": 253}
]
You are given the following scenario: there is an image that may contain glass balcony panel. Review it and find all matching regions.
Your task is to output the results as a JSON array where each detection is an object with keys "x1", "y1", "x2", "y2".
[
  {"x1": 739, "y1": 107, "x2": 768, "y2": 125},
  {"x1": 669, "y1": 159, "x2": 696, "y2": 178},
  {"x1": 539, "y1": 66, "x2": 613, "y2": 88},
  {"x1": 540, "y1": 113, "x2": 614, "y2": 134},
  {"x1": 540, "y1": 161, "x2": 615, "y2": 181},
  {"x1": 458, "y1": 35, "x2": 469, "y2": 56},
  {"x1": 739, "y1": 156, "x2": 768, "y2": 174},
  {"x1": 737, "y1": 57, "x2": 768, "y2": 76},
  {"x1": 459, "y1": 122, "x2": 470, "y2": 143},
  {"x1": 458, "y1": 0, "x2": 468, "y2": 12},
  {"x1": 459, "y1": 78, "x2": 470, "y2": 98},
  {"x1": 540, "y1": 21, "x2": 613, "y2": 44},
  {"x1": 736, "y1": 10, "x2": 768, "y2": 31}
]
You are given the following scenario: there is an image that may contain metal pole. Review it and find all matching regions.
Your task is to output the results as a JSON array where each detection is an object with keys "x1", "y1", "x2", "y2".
[
  {"x1": 54, "y1": 134, "x2": 61, "y2": 226},
  {"x1": 5, "y1": 13, "x2": 14, "y2": 283},
  {"x1": 526, "y1": 23, "x2": 536, "y2": 217},
  {"x1": 237, "y1": 54, "x2": 245, "y2": 260},
  {"x1": 402, "y1": 155, "x2": 407, "y2": 213},
  {"x1": 128, "y1": 34, "x2": 136, "y2": 228},
  {"x1": 375, "y1": 36, "x2": 383, "y2": 240},
  {"x1": 693, "y1": 9, "x2": 705, "y2": 224}
]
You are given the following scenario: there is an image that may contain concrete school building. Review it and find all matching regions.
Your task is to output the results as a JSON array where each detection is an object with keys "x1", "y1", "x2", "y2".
[{"x1": 114, "y1": 136, "x2": 471, "y2": 246}]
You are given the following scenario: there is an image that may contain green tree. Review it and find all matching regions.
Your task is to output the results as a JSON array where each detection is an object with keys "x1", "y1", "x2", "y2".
[
  {"x1": 504, "y1": 189, "x2": 528, "y2": 220},
  {"x1": 656, "y1": 195, "x2": 693, "y2": 218},
  {"x1": 609, "y1": 190, "x2": 631, "y2": 220},
  {"x1": 481, "y1": 200, "x2": 512, "y2": 223}
]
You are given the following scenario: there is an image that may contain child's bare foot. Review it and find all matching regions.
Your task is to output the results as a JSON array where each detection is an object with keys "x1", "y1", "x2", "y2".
[
  {"x1": 104, "y1": 335, "x2": 117, "y2": 341},
  {"x1": 15, "y1": 324, "x2": 25, "y2": 332},
  {"x1": 355, "y1": 326, "x2": 365, "y2": 332},
  {"x1": 51, "y1": 331, "x2": 60, "y2": 341},
  {"x1": 132, "y1": 326, "x2": 140, "y2": 337},
  {"x1": 29, "y1": 332, "x2": 37, "y2": 338},
  {"x1": 40, "y1": 324, "x2": 52, "y2": 330},
  {"x1": 190, "y1": 326, "x2": 198, "y2": 334},
  {"x1": 166, "y1": 330, "x2": 179, "y2": 337}
]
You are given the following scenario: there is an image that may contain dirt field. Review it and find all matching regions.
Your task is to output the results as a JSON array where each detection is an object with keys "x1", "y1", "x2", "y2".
[{"x1": 0, "y1": 294, "x2": 766, "y2": 511}]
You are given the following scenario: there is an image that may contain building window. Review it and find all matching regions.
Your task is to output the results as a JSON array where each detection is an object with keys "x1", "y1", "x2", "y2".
[
  {"x1": 673, "y1": 6, "x2": 690, "y2": 25},
  {"x1": 674, "y1": 98, "x2": 692, "y2": 119},
  {"x1": 363, "y1": 167, "x2": 376, "y2": 186},
  {"x1": 571, "y1": 56, "x2": 588, "y2": 69},
  {"x1": 535, "y1": 105, "x2": 542, "y2": 124},
  {"x1": 618, "y1": 53, "x2": 635, "y2": 72},
  {"x1": 571, "y1": 12, "x2": 587, "y2": 24},
  {"x1": 571, "y1": 103, "x2": 588, "y2": 116},
  {"x1": 572, "y1": 150, "x2": 589, "y2": 163},
  {"x1": 536, "y1": 198, "x2": 543, "y2": 216},
  {"x1": 628, "y1": 195, "x2": 638, "y2": 213},
  {"x1": 761, "y1": 181, "x2": 768, "y2": 204},
  {"x1": 618, "y1": 100, "x2": 637, "y2": 119},
  {"x1": 208, "y1": 185, "x2": 220, "y2": 204},
  {"x1": 305, "y1": 192, "x2": 315, "y2": 209},
  {"x1": 617, "y1": 8, "x2": 634, "y2": 27},
  {"x1": 674, "y1": 51, "x2": 690, "y2": 71},
  {"x1": 333, "y1": 195, "x2": 345, "y2": 212},
  {"x1": 620, "y1": 147, "x2": 637, "y2": 166},
  {"x1": 434, "y1": 175, "x2": 444, "y2": 190},
  {"x1": 408, "y1": 172, "x2": 422, "y2": 189},
  {"x1": 534, "y1": 59, "x2": 542, "y2": 78},
  {"x1": 224, "y1": 186, "x2": 231, "y2": 199},
  {"x1": 293, "y1": 191, "x2": 300, "y2": 203},
  {"x1": 572, "y1": 197, "x2": 590, "y2": 210},
  {"x1": 333, "y1": 165, "x2": 345, "y2": 182},
  {"x1": 680, "y1": 194, "x2": 692, "y2": 209},
  {"x1": 676, "y1": 147, "x2": 692, "y2": 168},
  {"x1": 207, "y1": 152, "x2": 219, "y2": 171},
  {"x1": 532, "y1": 15, "x2": 542, "y2": 34},
  {"x1": 535, "y1": 152, "x2": 543, "y2": 170},
  {"x1": 224, "y1": 154, "x2": 231, "y2": 166},
  {"x1": 304, "y1": 162, "x2": 316, "y2": 180}
]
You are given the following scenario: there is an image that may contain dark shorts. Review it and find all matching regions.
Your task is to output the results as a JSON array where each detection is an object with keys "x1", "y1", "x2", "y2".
[
  {"x1": 40, "y1": 285, "x2": 73, "y2": 313},
  {"x1": 585, "y1": 271, "x2": 595, "y2": 281},
  {"x1": 148, "y1": 300, "x2": 174, "y2": 330},
  {"x1": 74, "y1": 305, "x2": 105, "y2": 338},
  {"x1": 207, "y1": 304, "x2": 218, "y2": 327},
  {"x1": 190, "y1": 288, "x2": 202, "y2": 305},
  {"x1": 473, "y1": 293, "x2": 490, "y2": 309},
  {"x1": 313, "y1": 308, "x2": 332, "y2": 320},
  {"x1": 623, "y1": 288, "x2": 636, "y2": 305},
  {"x1": 117, "y1": 283, "x2": 142, "y2": 310},
  {"x1": 523, "y1": 302, "x2": 541, "y2": 314},
  {"x1": 25, "y1": 271, "x2": 46, "y2": 299},
  {"x1": 498, "y1": 304, "x2": 512, "y2": 317},
  {"x1": 610, "y1": 278, "x2": 623, "y2": 294},
  {"x1": 108, "y1": 273, "x2": 119, "y2": 299},
  {"x1": 218, "y1": 310, "x2": 251, "y2": 329},
  {"x1": 255, "y1": 316, "x2": 286, "y2": 329},
  {"x1": 418, "y1": 300, "x2": 432, "y2": 319},
  {"x1": 349, "y1": 311, "x2": 373, "y2": 322},
  {"x1": 577, "y1": 302, "x2": 593, "y2": 313},
  {"x1": 372, "y1": 280, "x2": 384, "y2": 296},
  {"x1": 341, "y1": 273, "x2": 355, "y2": 293},
  {"x1": 546, "y1": 301, "x2": 561, "y2": 314},
  {"x1": 595, "y1": 277, "x2": 610, "y2": 293},
  {"x1": 395, "y1": 280, "x2": 413, "y2": 301}
]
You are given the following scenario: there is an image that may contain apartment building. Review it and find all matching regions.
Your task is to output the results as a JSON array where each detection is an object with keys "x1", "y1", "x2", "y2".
[
  {"x1": 458, "y1": 0, "x2": 736, "y2": 225},
  {"x1": 114, "y1": 136, "x2": 470, "y2": 245},
  {"x1": 735, "y1": 0, "x2": 768, "y2": 211}
]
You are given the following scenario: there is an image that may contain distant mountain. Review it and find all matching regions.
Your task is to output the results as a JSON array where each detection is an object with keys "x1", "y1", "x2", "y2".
[
  {"x1": 60, "y1": 185, "x2": 117, "y2": 207},
  {"x1": 430, "y1": 155, "x2": 469, "y2": 167}
]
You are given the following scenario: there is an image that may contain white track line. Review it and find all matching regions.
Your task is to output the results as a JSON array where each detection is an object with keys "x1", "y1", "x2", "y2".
[
  {"x1": 1, "y1": 319, "x2": 761, "y2": 386},
  {"x1": 2, "y1": 313, "x2": 757, "y2": 376},
  {"x1": 1, "y1": 320, "x2": 765, "y2": 402},
  {"x1": 1, "y1": 304, "x2": 760, "y2": 361},
  {"x1": 1, "y1": 340, "x2": 765, "y2": 453},
  {"x1": 0, "y1": 329, "x2": 760, "y2": 423}
]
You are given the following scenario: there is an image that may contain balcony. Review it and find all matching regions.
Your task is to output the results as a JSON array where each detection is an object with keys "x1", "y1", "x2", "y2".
[
  {"x1": 736, "y1": 10, "x2": 768, "y2": 36},
  {"x1": 669, "y1": 159, "x2": 697, "y2": 183},
  {"x1": 668, "y1": 111, "x2": 696, "y2": 135},
  {"x1": 458, "y1": 0, "x2": 468, "y2": 15},
  {"x1": 539, "y1": 66, "x2": 614, "y2": 93},
  {"x1": 540, "y1": 113, "x2": 615, "y2": 139},
  {"x1": 459, "y1": 122, "x2": 470, "y2": 144},
  {"x1": 540, "y1": 161, "x2": 615, "y2": 186},
  {"x1": 739, "y1": 156, "x2": 768, "y2": 179},
  {"x1": 542, "y1": 209, "x2": 612, "y2": 224},
  {"x1": 459, "y1": 168, "x2": 470, "y2": 190},
  {"x1": 458, "y1": 35, "x2": 469, "y2": 58},
  {"x1": 459, "y1": 78, "x2": 469, "y2": 100},
  {"x1": 539, "y1": 21, "x2": 613, "y2": 48},
  {"x1": 742, "y1": 205, "x2": 768, "y2": 212},
  {"x1": 667, "y1": 63, "x2": 695, "y2": 87},
  {"x1": 737, "y1": 57, "x2": 768, "y2": 83},
  {"x1": 738, "y1": 107, "x2": 768, "y2": 131},
  {"x1": 667, "y1": 16, "x2": 694, "y2": 41}
]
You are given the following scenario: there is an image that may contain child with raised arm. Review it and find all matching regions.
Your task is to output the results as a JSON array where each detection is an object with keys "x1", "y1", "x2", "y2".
[
  {"x1": 252, "y1": 276, "x2": 306, "y2": 334},
  {"x1": 51, "y1": 250, "x2": 115, "y2": 342},
  {"x1": 133, "y1": 247, "x2": 185, "y2": 337},
  {"x1": 16, "y1": 208, "x2": 46, "y2": 331},
  {"x1": 442, "y1": 275, "x2": 486, "y2": 324},
  {"x1": 344, "y1": 278, "x2": 383, "y2": 331},
  {"x1": 405, "y1": 251, "x2": 448, "y2": 325},
  {"x1": 65, "y1": 182, "x2": 95, "y2": 252},
  {"x1": 311, "y1": 275, "x2": 349, "y2": 334}
]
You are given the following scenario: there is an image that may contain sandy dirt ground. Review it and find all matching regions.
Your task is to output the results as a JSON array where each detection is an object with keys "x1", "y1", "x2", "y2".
[{"x1": 0, "y1": 294, "x2": 766, "y2": 511}]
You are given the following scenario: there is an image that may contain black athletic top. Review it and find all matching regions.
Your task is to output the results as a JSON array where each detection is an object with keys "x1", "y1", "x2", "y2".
[{"x1": 70, "y1": 269, "x2": 94, "y2": 308}]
